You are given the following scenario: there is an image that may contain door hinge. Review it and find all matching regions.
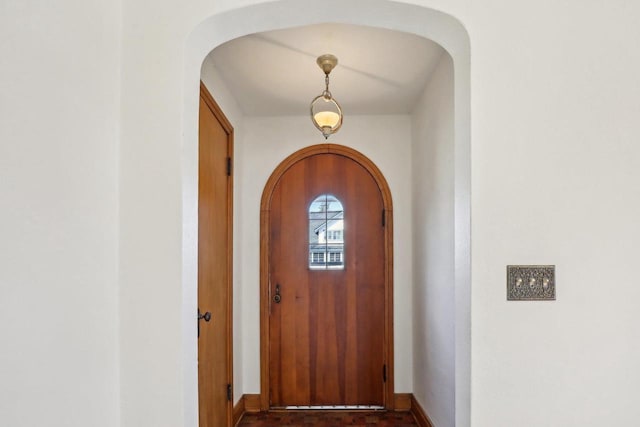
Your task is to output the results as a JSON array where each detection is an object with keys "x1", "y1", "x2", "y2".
[
  {"x1": 227, "y1": 383, "x2": 232, "y2": 401},
  {"x1": 382, "y1": 209, "x2": 386, "y2": 227},
  {"x1": 226, "y1": 157, "x2": 232, "y2": 176},
  {"x1": 383, "y1": 364, "x2": 387, "y2": 383}
]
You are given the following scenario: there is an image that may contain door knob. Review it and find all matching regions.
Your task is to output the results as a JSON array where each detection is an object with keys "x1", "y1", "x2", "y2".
[
  {"x1": 198, "y1": 308, "x2": 212, "y2": 338},
  {"x1": 273, "y1": 284, "x2": 281, "y2": 304}
]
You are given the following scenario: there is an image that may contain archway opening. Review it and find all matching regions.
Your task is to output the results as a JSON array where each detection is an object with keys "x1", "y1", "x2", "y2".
[{"x1": 183, "y1": 2, "x2": 470, "y2": 426}]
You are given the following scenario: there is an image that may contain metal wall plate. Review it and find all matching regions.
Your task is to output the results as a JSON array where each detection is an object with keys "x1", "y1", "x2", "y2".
[{"x1": 507, "y1": 265, "x2": 555, "y2": 301}]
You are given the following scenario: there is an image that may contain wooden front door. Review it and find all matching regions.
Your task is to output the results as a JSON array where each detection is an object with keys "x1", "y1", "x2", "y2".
[
  {"x1": 198, "y1": 82, "x2": 233, "y2": 426},
  {"x1": 267, "y1": 151, "x2": 387, "y2": 407}
]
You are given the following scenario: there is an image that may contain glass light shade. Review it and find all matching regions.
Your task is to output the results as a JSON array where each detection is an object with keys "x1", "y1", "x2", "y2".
[
  {"x1": 313, "y1": 111, "x2": 340, "y2": 128},
  {"x1": 310, "y1": 95, "x2": 343, "y2": 139}
]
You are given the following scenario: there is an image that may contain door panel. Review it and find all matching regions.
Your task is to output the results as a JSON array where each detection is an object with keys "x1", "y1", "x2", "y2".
[
  {"x1": 269, "y1": 153, "x2": 384, "y2": 407},
  {"x1": 198, "y1": 83, "x2": 233, "y2": 427}
]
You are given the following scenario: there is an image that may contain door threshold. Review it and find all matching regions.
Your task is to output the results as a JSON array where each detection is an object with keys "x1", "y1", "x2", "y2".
[{"x1": 280, "y1": 405, "x2": 385, "y2": 410}]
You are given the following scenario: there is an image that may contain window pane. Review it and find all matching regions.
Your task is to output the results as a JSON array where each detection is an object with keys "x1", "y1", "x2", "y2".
[
  {"x1": 326, "y1": 196, "x2": 343, "y2": 213},
  {"x1": 308, "y1": 194, "x2": 344, "y2": 270},
  {"x1": 309, "y1": 199, "x2": 327, "y2": 214}
]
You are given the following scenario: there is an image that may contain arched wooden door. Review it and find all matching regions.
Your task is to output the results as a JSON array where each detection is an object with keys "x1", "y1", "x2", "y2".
[{"x1": 260, "y1": 145, "x2": 394, "y2": 409}]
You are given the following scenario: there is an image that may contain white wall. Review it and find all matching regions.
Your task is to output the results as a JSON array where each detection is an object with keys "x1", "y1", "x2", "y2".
[
  {"x1": 0, "y1": 0, "x2": 121, "y2": 426},
  {"x1": 472, "y1": 2, "x2": 640, "y2": 425},
  {"x1": 411, "y1": 53, "x2": 455, "y2": 427},
  {"x1": 237, "y1": 114, "x2": 414, "y2": 393},
  {"x1": 4, "y1": 1, "x2": 640, "y2": 427}
]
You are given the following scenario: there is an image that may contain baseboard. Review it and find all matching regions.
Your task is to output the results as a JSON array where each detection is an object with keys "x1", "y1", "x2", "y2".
[
  {"x1": 393, "y1": 393, "x2": 412, "y2": 411},
  {"x1": 232, "y1": 396, "x2": 245, "y2": 426},
  {"x1": 244, "y1": 394, "x2": 261, "y2": 413},
  {"x1": 410, "y1": 394, "x2": 435, "y2": 427},
  {"x1": 233, "y1": 394, "x2": 262, "y2": 426}
]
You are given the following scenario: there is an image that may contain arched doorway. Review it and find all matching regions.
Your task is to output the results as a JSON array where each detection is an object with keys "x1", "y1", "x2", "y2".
[
  {"x1": 259, "y1": 144, "x2": 394, "y2": 409},
  {"x1": 182, "y1": 2, "x2": 471, "y2": 426}
]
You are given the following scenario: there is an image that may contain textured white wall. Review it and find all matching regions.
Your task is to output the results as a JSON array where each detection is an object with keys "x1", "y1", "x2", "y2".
[
  {"x1": 4, "y1": 0, "x2": 640, "y2": 427},
  {"x1": 471, "y1": 2, "x2": 640, "y2": 425},
  {"x1": 237, "y1": 114, "x2": 414, "y2": 394},
  {"x1": 411, "y1": 53, "x2": 455, "y2": 427},
  {"x1": 0, "y1": 0, "x2": 121, "y2": 426}
]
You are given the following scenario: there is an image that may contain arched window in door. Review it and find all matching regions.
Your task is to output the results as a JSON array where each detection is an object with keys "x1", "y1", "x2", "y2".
[{"x1": 308, "y1": 194, "x2": 344, "y2": 269}]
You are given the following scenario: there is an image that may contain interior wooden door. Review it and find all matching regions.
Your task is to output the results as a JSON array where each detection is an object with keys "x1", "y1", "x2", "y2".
[
  {"x1": 268, "y1": 153, "x2": 385, "y2": 407},
  {"x1": 198, "y1": 82, "x2": 233, "y2": 427}
]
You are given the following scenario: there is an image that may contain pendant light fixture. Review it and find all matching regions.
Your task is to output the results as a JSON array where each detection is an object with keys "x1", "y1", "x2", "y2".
[{"x1": 310, "y1": 54, "x2": 343, "y2": 139}]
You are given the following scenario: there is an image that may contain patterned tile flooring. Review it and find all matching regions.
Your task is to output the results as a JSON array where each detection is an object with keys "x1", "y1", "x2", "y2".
[{"x1": 237, "y1": 410, "x2": 418, "y2": 426}]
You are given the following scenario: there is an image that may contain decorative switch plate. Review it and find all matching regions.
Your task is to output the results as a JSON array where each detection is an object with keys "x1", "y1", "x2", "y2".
[{"x1": 507, "y1": 265, "x2": 555, "y2": 301}]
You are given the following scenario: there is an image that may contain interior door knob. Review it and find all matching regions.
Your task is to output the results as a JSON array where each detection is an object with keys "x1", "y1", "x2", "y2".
[{"x1": 198, "y1": 308, "x2": 212, "y2": 338}]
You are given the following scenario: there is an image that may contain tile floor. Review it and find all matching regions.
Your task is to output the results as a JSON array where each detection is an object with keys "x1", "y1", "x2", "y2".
[{"x1": 237, "y1": 410, "x2": 418, "y2": 426}]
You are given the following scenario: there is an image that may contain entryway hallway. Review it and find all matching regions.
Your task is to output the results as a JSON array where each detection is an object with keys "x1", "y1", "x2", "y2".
[{"x1": 238, "y1": 410, "x2": 418, "y2": 426}]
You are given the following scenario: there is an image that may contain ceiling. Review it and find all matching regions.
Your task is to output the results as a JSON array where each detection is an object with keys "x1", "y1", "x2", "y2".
[{"x1": 208, "y1": 23, "x2": 445, "y2": 116}]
